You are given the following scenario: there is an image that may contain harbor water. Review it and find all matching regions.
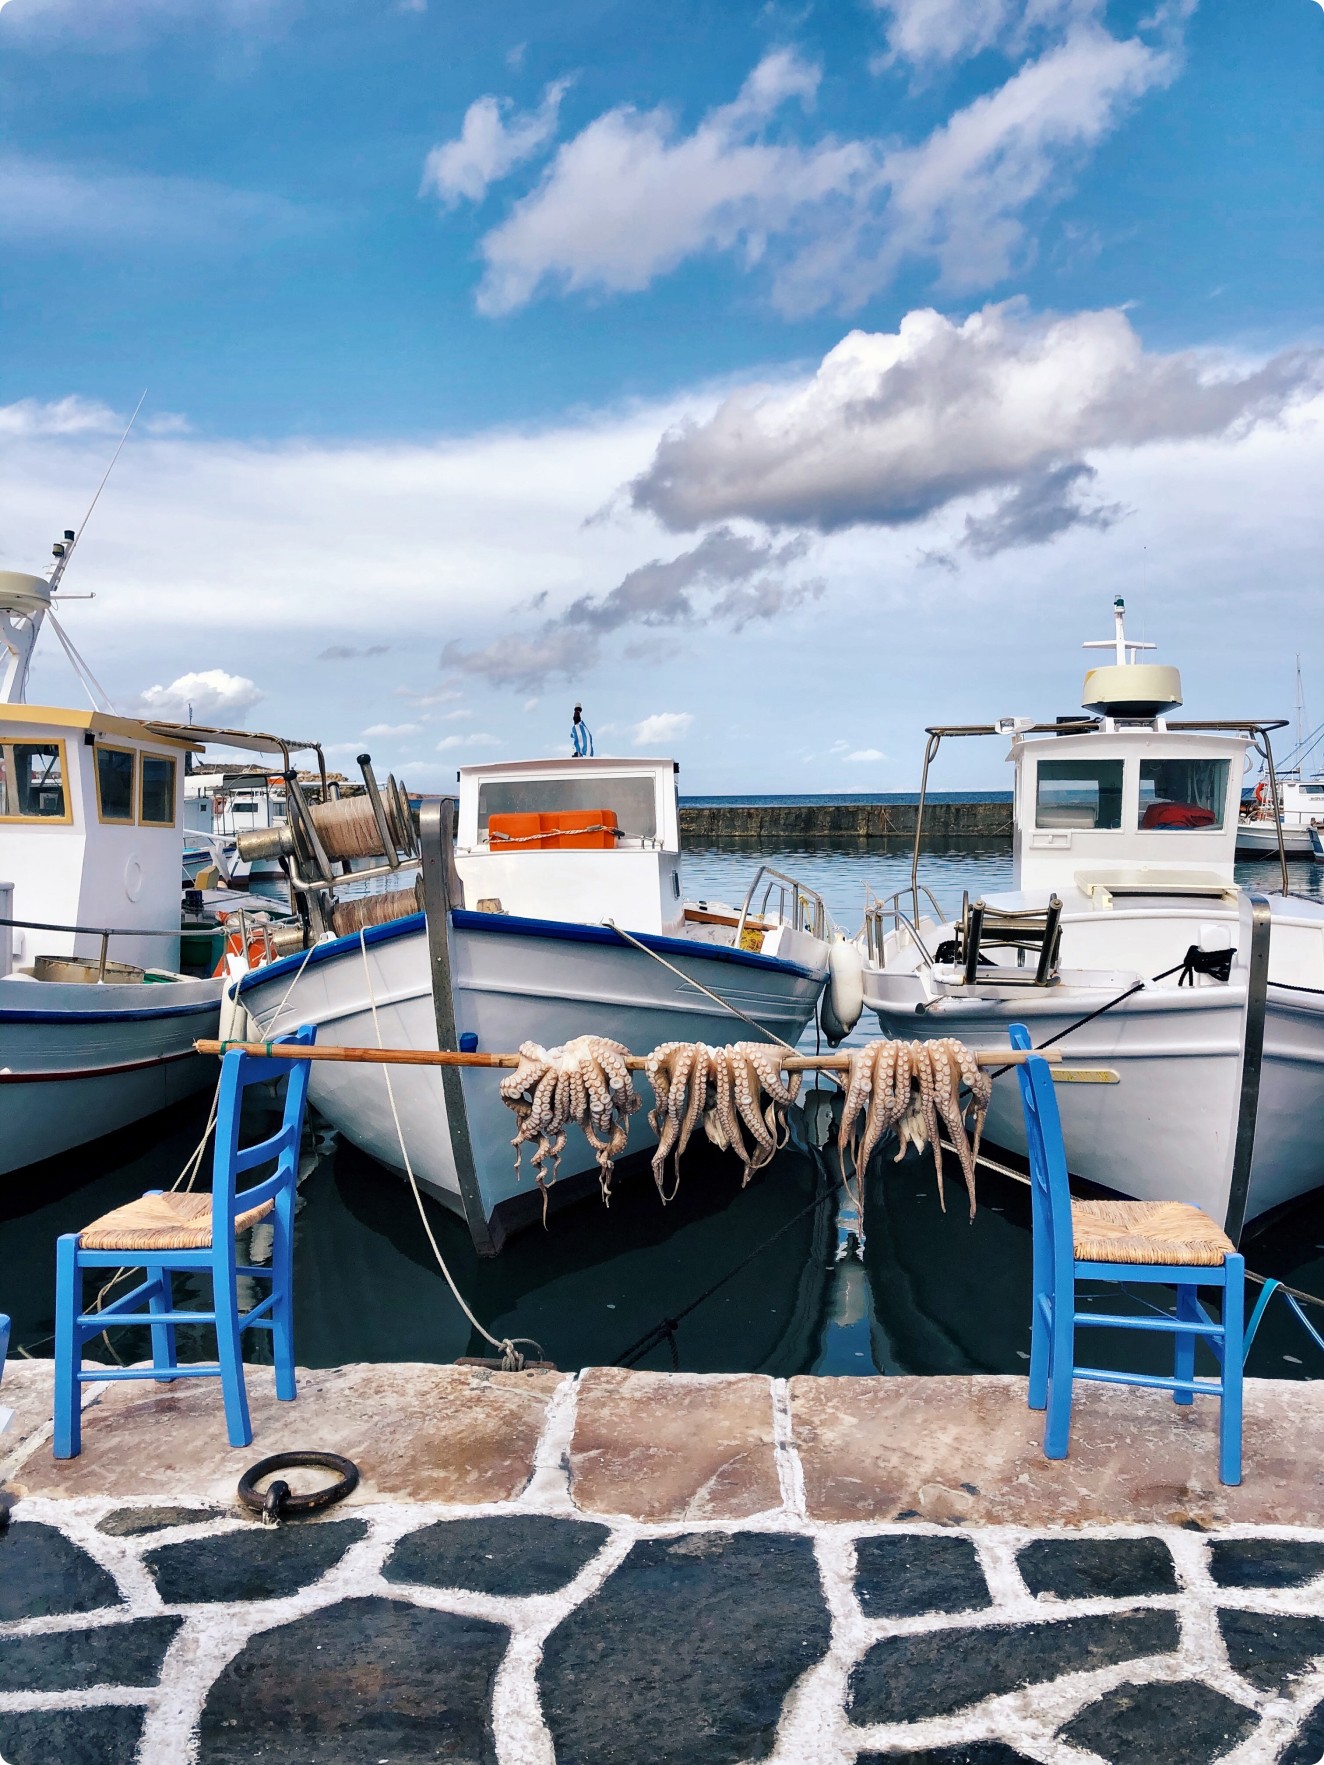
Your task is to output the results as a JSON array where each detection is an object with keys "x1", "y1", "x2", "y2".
[{"x1": 5, "y1": 841, "x2": 1323, "y2": 1383}]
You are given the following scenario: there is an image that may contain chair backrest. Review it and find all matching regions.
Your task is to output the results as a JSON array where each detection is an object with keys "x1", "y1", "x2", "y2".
[
  {"x1": 1009, "y1": 1023, "x2": 1075, "y2": 1279},
  {"x1": 211, "y1": 1024, "x2": 317, "y2": 1233}
]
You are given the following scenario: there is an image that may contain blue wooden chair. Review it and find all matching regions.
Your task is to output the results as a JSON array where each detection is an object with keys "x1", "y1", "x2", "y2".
[
  {"x1": 1009, "y1": 1023, "x2": 1245, "y2": 1485},
  {"x1": 53, "y1": 1027, "x2": 316, "y2": 1459}
]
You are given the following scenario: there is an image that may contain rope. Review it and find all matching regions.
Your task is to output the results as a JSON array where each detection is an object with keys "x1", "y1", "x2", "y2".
[
  {"x1": 356, "y1": 929, "x2": 544, "y2": 1370},
  {"x1": 601, "y1": 919, "x2": 798, "y2": 1053},
  {"x1": 491, "y1": 825, "x2": 622, "y2": 845}
]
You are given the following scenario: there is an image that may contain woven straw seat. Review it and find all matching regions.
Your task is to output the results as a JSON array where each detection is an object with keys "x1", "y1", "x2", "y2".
[
  {"x1": 77, "y1": 1191, "x2": 273, "y2": 1253},
  {"x1": 1072, "y1": 1199, "x2": 1234, "y2": 1267}
]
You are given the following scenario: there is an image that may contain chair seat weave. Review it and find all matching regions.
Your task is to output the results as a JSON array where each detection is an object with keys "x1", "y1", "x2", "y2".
[
  {"x1": 77, "y1": 1191, "x2": 274, "y2": 1252},
  {"x1": 1072, "y1": 1198, "x2": 1234, "y2": 1267}
]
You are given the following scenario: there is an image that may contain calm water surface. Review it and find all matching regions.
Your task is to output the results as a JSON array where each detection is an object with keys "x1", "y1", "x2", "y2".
[{"x1": 5, "y1": 843, "x2": 1323, "y2": 1381}]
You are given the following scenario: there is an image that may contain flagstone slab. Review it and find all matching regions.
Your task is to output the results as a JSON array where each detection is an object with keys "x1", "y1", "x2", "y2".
[
  {"x1": 538, "y1": 1531, "x2": 830, "y2": 1765},
  {"x1": 1058, "y1": 1679, "x2": 1258, "y2": 1763},
  {"x1": 1280, "y1": 1699, "x2": 1324, "y2": 1765},
  {"x1": 1208, "y1": 1536, "x2": 1324, "y2": 1589},
  {"x1": 1218, "y1": 1607, "x2": 1324, "y2": 1695},
  {"x1": 144, "y1": 1516, "x2": 368, "y2": 1604},
  {"x1": 97, "y1": 1504, "x2": 219, "y2": 1537},
  {"x1": 0, "y1": 1614, "x2": 183, "y2": 1694},
  {"x1": 853, "y1": 1533, "x2": 991, "y2": 1618},
  {"x1": 0, "y1": 1519, "x2": 122, "y2": 1621},
  {"x1": 568, "y1": 1368, "x2": 781, "y2": 1520},
  {"x1": 0, "y1": 1706, "x2": 145, "y2": 1765},
  {"x1": 856, "y1": 1748, "x2": 1039, "y2": 1764},
  {"x1": 196, "y1": 1594, "x2": 507, "y2": 1763},
  {"x1": 789, "y1": 1374, "x2": 1324, "y2": 1527},
  {"x1": 1016, "y1": 1535, "x2": 1177, "y2": 1601},
  {"x1": 383, "y1": 1513, "x2": 610, "y2": 1597},
  {"x1": 847, "y1": 1610, "x2": 1180, "y2": 1726},
  {"x1": 7, "y1": 1362, "x2": 561, "y2": 1506}
]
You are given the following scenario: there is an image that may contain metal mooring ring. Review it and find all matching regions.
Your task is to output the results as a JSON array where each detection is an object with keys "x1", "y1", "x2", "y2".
[{"x1": 237, "y1": 1451, "x2": 360, "y2": 1523}]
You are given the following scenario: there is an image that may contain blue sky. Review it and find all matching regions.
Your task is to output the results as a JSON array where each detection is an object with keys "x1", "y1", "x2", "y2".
[{"x1": 1, "y1": 0, "x2": 1321, "y2": 790}]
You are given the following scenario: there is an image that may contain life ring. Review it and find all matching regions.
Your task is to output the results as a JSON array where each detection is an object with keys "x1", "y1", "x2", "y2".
[
  {"x1": 1254, "y1": 781, "x2": 1268, "y2": 805},
  {"x1": 212, "y1": 792, "x2": 229, "y2": 816}
]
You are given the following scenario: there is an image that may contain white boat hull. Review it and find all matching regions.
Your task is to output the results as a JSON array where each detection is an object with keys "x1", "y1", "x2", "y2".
[
  {"x1": 239, "y1": 908, "x2": 826, "y2": 1244},
  {"x1": 0, "y1": 976, "x2": 222, "y2": 1174},
  {"x1": 1236, "y1": 821, "x2": 1317, "y2": 857}
]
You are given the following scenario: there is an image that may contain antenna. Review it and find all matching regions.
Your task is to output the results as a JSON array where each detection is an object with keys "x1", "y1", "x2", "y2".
[{"x1": 48, "y1": 389, "x2": 148, "y2": 596}]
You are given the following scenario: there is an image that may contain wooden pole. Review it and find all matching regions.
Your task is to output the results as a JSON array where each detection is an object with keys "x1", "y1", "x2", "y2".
[{"x1": 195, "y1": 1038, "x2": 1069, "y2": 1072}]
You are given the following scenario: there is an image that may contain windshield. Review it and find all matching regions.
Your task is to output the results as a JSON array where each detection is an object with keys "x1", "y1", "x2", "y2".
[
  {"x1": 1137, "y1": 758, "x2": 1229, "y2": 830},
  {"x1": 477, "y1": 775, "x2": 659, "y2": 842},
  {"x1": 1035, "y1": 759, "x2": 1124, "y2": 830}
]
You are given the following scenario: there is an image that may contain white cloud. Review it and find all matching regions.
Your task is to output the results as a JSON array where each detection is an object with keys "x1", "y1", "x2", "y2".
[
  {"x1": 0, "y1": 153, "x2": 309, "y2": 251},
  {"x1": 631, "y1": 301, "x2": 1323, "y2": 547},
  {"x1": 875, "y1": 0, "x2": 1099, "y2": 67},
  {"x1": 362, "y1": 721, "x2": 420, "y2": 737},
  {"x1": 471, "y1": 26, "x2": 1174, "y2": 316},
  {"x1": 846, "y1": 747, "x2": 886, "y2": 762},
  {"x1": 0, "y1": 396, "x2": 120, "y2": 437},
  {"x1": 136, "y1": 668, "x2": 262, "y2": 722},
  {"x1": 437, "y1": 732, "x2": 500, "y2": 749},
  {"x1": 422, "y1": 79, "x2": 571, "y2": 207},
  {"x1": 474, "y1": 50, "x2": 859, "y2": 314},
  {"x1": 632, "y1": 711, "x2": 693, "y2": 746}
]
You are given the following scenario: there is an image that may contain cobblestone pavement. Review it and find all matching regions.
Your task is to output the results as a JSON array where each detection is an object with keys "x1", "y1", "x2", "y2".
[{"x1": 3, "y1": 1364, "x2": 1324, "y2": 1763}]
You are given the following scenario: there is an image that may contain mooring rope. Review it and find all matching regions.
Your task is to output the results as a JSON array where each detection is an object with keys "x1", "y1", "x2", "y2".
[
  {"x1": 602, "y1": 918, "x2": 799, "y2": 1053},
  {"x1": 356, "y1": 930, "x2": 544, "y2": 1371}
]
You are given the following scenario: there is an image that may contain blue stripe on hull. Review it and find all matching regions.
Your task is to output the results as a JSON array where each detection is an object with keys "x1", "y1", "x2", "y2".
[
  {"x1": 0, "y1": 997, "x2": 221, "y2": 1027},
  {"x1": 240, "y1": 907, "x2": 826, "y2": 995}
]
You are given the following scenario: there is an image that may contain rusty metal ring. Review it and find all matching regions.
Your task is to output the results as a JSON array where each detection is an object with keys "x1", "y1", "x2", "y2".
[{"x1": 237, "y1": 1451, "x2": 359, "y2": 1522}]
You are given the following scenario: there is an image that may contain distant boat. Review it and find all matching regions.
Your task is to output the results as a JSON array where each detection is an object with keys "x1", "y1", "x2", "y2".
[{"x1": 1237, "y1": 657, "x2": 1324, "y2": 858}]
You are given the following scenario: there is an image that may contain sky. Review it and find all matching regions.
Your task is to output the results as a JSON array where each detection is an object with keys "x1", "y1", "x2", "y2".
[{"x1": 0, "y1": 0, "x2": 1321, "y2": 792}]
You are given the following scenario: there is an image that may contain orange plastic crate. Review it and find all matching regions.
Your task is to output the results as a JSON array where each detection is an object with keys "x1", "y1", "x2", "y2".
[
  {"x1": 488, "y1": 812, "x2": 545, "y2": 849},
  {"x1": 539, "y1": 809, "x2": 618, "y2": 850}
]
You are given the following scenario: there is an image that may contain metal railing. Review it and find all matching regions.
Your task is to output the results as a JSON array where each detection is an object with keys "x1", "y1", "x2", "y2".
[
  {"x1": 0, "y1": 907, "x2": 295, "y2": 982},
  {"x1": 734, "y1": 865, "x2": 828, "y2": 948},
  {"x1": 862, "y1": 885, "x2": 944, "y2": 968}
]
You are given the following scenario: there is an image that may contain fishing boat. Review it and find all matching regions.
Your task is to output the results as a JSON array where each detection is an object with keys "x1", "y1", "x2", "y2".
[
  {"x1": 236, "y1": 754, "x2": 832, "y2": 1252},
  {"x1": 0, "y1": 554, "x2": 225, "y2": 1176},
  {"x1": 0, "y1": 537, "x2": 324, "y2": 1178},
  {"x1": 183, "y1": 765, "x2": 291, "y2": 889},
  {"x1": 1236, "y1": 660, "x2": 1324, "y2": 857},
  {"x1": 857, "y1": 598, "x2": 1324, "y2": 1236}
]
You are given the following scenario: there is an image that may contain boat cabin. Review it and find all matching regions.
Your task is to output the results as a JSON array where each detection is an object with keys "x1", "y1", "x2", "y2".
[
  {"x1": 1012, "y1": 727, "x2": 1247, "y2": 900},
  {"x1": 0, "y1": 704, "x2": 197, "y2": 975},
  {"x1": 454, "y1": 756, "x2": 682, "y2": 934}
]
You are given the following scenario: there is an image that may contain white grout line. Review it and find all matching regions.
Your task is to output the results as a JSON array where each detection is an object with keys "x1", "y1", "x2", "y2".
[
  {"x1": 9, "y1": 1498, "x2": 1324, "y2": 1762},
  {"x1": 517, "y1": 1372, "x2": 582, "y2": 1513}
]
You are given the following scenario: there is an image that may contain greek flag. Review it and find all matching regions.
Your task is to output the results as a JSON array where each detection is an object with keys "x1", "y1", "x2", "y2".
[{"x1": 571, "y1": 713, "x2": 594, "y2": 757}]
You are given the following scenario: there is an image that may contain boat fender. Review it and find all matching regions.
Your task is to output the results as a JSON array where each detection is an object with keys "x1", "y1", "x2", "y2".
[
  {"x1": 819, "y1": 937, "x2": 864, "y2": 1045},
  {"x1": 218, "y1": 978, "x2": 250, "y2": 1046}
]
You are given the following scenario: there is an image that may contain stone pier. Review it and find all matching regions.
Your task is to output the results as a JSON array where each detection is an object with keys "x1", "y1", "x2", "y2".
[{"x1": 3, "y1": 1362, "x2": 1324, "y2": 1763}]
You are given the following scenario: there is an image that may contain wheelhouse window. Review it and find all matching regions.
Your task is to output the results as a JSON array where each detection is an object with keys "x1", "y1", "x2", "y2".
[
  {"x1": 477, "y1": 775, "x2": 658, "y2": 843},
  {"x1": 96, "y1": 746, "x2": 136, "y2": 822},
  {"x1": 0, "y1": 741, "x2": 68, "y2": 820},
  {"x1": 1137, "y1": 758, "x2": 1230, "y2": 831},
  {"x1": 1034, "y1": 760, "x2": 1124, "y2": 830},
  {"x1": 140, "y1": 754, "x2": 177, "y2": 826}
]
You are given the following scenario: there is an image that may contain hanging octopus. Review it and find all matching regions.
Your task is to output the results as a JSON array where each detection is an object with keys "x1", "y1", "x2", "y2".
[
  {"x1": 645, "y1": 1040, "x2": 801, "y2": 1201},
  {"x1": 499, "y1": 1035, "x2": 641, "y2": 1214},
  {"x1": 837, "y1": 1037, "x2": 991, "y2": 1220}
]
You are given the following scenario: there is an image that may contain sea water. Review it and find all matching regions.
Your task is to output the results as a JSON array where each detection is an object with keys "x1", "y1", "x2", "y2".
[{"x1": 5, "y1": 844, "x2": 1322, "y2": 1380}]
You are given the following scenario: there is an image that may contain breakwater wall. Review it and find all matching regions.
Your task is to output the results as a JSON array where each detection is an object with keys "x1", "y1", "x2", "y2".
[{"x1": 679, "y1": 798, "x2": 1012, "y2": 843}]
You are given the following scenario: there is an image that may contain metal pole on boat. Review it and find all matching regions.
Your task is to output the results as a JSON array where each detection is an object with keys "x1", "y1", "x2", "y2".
[
  {"x1": 1257, "y1": 725, "x2": 1291, "y2": 896},
  {"x1": 418, "y1": 797, "x2": 498, "y2": 1257},
  {"x1": 910, "y1": 731, "x2": 941, "y2": 928},
  {"x1": 1224, "y1": 891, "x2": 1272, "y2": 1247}
]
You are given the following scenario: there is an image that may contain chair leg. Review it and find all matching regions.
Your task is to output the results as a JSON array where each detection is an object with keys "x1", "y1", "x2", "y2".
[
  {"x1": 212, "y1": 1262, "x2": 253, "y2": 1450},
  {"x1": 53, "y1": 1237, "x2": 81, "y2": 1461},
  {"x1": 1174, "y1": 1284, "x2": 1198, "y2": 1406},
  {"x1": 1028, "y1": 1290, "x2": 1050, "y2": 1412},
  {"x1": 146, "y1": 1268, "x2": 177, "y2": 1382},
  {"x1": 1220, "y1": 1258, "x2": 1245, "y2": 1487},
  {"x1": 271, "y1": 1223, "x2": 296, "y2": 1405},
  {"x1": 1043, "y1": 1280, "x2": 1075, "y2": 1460}
]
